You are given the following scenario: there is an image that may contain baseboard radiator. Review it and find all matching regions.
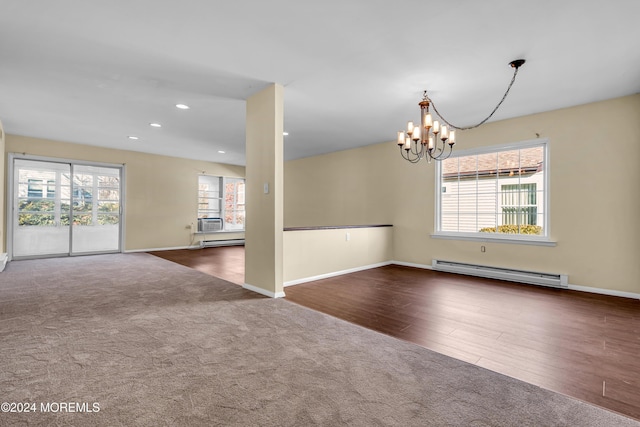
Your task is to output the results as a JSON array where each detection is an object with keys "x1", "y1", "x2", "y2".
[
  {"x1": 200, "y1": 239, "x2": 245, "y2": 248},
  {"x1": 432, "y1": 259, "x2": 568, "y2": 289}
]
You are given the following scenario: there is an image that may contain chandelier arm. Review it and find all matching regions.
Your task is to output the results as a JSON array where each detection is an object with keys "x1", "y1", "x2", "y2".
[
  {"x1": 407, "y1": 153, "x2": 422, "y2": 163},
  {"x1": 429, "y1": 143, "x2": 443, "y2": 158},
  {"x1": 438, "y1": 145, "x2": 453, "y2": 161},
  {"x1": 400, "y1": 147, "x2": 422, "y2": 163},
  {"x1": 410, "y1": 142, "x2": 421, "y2": 156},
  {"x1": 429, "y1": 143, "x2": 453, "y2": 161},
  {"x1": 427, "y1": 67, "x2": 521, "y2": 131}
]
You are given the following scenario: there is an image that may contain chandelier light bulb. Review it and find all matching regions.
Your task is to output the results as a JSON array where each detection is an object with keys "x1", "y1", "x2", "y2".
[
  {"x1": 424, "y1": 113, "x2": 433, "y2": 129},
  {"x1": 412, "y1": 126, "x2": 421, "y2": 142}
]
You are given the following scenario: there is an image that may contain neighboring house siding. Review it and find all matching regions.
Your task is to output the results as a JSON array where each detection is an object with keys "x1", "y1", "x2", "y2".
[{"x1": 441, "y1": 171, "x2": 544, "y2": 233}]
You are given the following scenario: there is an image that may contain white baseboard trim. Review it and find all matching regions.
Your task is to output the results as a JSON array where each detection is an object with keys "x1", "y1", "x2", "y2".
[
  {"x1": 391, "y1": 260, "x2": 433, "y2": 270},
  {"x1": 568, "y1": 284, "x2": 640, "y2": 300},
  {"x1": 243, "y1": 283, "x2": 286, "y2": 299},
  {"x1": 126, "y1": 246, "x2": 192, "y2": 253},
  {"x1": 284, "y1": 261, "x2": 393, "y2": 287}
]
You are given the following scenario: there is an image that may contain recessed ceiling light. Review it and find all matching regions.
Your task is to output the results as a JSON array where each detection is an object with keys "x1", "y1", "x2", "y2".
[
  {"x1": 283, "y1": 132, "x2": 289, "y2": 136},
  {"x1": 128, "y1": 136, "x2": 139, "y2": 140},
  {"x1": 218, "y1": 150, "x2": 226, "y2": 154},
  {"x1": 149, "y1": 123, "x2": 162, "y2": 128},
  {"x1": 175, "y1": 104, "x2": 190, "y2": 109}
]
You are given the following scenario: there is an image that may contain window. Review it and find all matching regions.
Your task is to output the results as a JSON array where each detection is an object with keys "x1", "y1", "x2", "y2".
[
  {"x1": 27, "y1": 178, "x2": 55, "y2": 199},
  {"x1": 17, "y1": 163, "x2": 121, "y2": 228},
  {"x1": 501, "y1": 183, "x2": 537, "y2": 226},
  {"x1": 436, "y1": 140, "x2": 548, "y2": 242},
  {"x1": 197, "y1": 175, "x2": 245, "y2": 232}
]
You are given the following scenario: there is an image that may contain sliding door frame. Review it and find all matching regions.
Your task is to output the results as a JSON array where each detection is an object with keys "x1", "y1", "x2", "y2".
[{"x1": 6, "y1": 153, "x2": 127, "y2": 261}]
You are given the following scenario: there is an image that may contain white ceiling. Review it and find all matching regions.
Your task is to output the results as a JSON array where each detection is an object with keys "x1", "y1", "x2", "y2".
[{"x1": 1, "y1": 1, "x2": 639, "y2": 166}]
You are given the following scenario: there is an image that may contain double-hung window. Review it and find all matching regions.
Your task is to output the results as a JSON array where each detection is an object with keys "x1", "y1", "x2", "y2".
[
  {"x1": 197, "y1": 175, "x2": 245, "y2": 232},
  {"x1": 435, "y1": 139, "x2": 549, "y2": 243}
]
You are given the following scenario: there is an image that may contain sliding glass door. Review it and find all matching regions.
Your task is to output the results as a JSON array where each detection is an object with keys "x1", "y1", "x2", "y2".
[
  {"x1": 12, "y1": 158, "x2": 123, "y2": 259},
  {"x1": 70, "y1": 164, "x2": 121, "y2": 254},
  {"x1": 13, "y1": 160, "x2": 71, "y2": 257}
]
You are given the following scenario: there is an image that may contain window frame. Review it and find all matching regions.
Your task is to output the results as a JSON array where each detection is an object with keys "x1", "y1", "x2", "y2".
[
  {"x1": 433, "y1": 138, "x2": 554, "y2": 246},
  {"x1": 197, "y1": 175, "x2": 245, "y2": 233}
]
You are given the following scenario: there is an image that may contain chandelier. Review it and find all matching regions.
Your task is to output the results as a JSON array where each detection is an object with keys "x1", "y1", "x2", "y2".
[{"x1": 398, "y1": 59, "x2": 526, "y2": 163}]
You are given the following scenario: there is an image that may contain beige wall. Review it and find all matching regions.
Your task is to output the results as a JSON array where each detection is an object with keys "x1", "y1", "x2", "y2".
[
  {"x1": 284, "y1": 94, "x2": 640, "y2": 294},
  {"x1": 5, "y1": 135, "x2": 245, "y2": 251},
  {"x1": 283, "y1": 226, "x2": 393, "y2": 284},
  {"x1": 284, "y1": 141, "x2": 395, "y2": 227}
]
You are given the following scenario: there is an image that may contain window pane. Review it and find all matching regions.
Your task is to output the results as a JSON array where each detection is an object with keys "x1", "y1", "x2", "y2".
[
  {"x1": 27, "y1": 179, "x2": 43, "y2": 198},
  {"x1": 476, "y1": 152, "x2": 497, "y2": 177},
  {"x1": 477, "y1": 214, "x2": 498, "y2": 231},
  {"x1": 98, "y1": 214, "x2": 119, "y2": 225},
  {"x1": 98, "y1": 201, "x2": 119, "y2": 213},
  {"x1": 442, "y1": 157, "x2": 459, "y2": 178},
  {"x1": 457, "y1": 214, "x2": 478, "y2": 233},
  {"x1": 437, "y1": 142, "x2": 547, "y2": 238},
  {"x1": 441, "y1": 192, "x2": 458, "y2": 214},
  {"x1": 457, "y1": 192, "x2": 477, "y2": 215},
  {"x1": 477, "y1": 195, "x2": 498, "y2": 214},
  {"x1": 19, "y1": 213, "x2": 55, "y2": 226},
  {"x1": 441, "y1": 213, "x2": 459, "y2": 232},
  {"x1": 19, "y1": 199, "x2": 55, "y2": 212},
  {"x1": 237, "y1": 182, "x2": 245, "y2": 205},
  {"x1": 497, "y1": 150, "x2": 520, "y2": 177}
]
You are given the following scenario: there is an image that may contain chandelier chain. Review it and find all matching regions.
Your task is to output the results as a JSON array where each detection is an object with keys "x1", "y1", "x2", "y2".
[{"x1": 427, "y1": 67, "x2": 521, "y2": 131}]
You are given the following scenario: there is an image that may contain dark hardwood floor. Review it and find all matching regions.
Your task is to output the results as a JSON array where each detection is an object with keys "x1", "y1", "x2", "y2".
[
  {"x1": 149, "y1": 246, "x2": 640, "y2": 421},
  {"x1": 149, "y1": 245, "x2": 245, "y2": 285}
]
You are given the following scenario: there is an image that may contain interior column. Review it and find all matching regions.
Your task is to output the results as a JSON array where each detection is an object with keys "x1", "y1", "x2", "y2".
[{"x1": 243, "y1": 84, "x2": 285, "y2": 298}]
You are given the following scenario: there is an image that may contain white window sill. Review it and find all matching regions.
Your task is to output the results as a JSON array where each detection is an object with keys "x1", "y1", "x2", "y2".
[{"x1": 431, "y1": 232, "x2": 557, "y2": 247}]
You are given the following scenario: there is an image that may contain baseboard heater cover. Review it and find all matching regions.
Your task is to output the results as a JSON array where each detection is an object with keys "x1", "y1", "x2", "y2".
[
  {"x1": 201, "y1": 239, "x2": 245, "y2": 248},
  {"x1": 432, "y1": 259, "x2": 568, "y2": 289}
]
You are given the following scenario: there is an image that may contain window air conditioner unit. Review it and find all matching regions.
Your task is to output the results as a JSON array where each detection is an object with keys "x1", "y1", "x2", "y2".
[{"x1": 198, "y1": 217, "x2": 223, "y2": 232}]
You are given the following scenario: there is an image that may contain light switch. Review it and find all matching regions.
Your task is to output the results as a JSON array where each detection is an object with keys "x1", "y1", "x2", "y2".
[{"x1": 264, "y1": 182, "x2": 269, "y2": 194}]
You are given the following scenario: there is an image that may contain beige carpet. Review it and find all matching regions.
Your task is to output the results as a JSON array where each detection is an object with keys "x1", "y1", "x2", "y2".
[{"x1": 0, "y1": 253, "x2": 638, "y2": 426}]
